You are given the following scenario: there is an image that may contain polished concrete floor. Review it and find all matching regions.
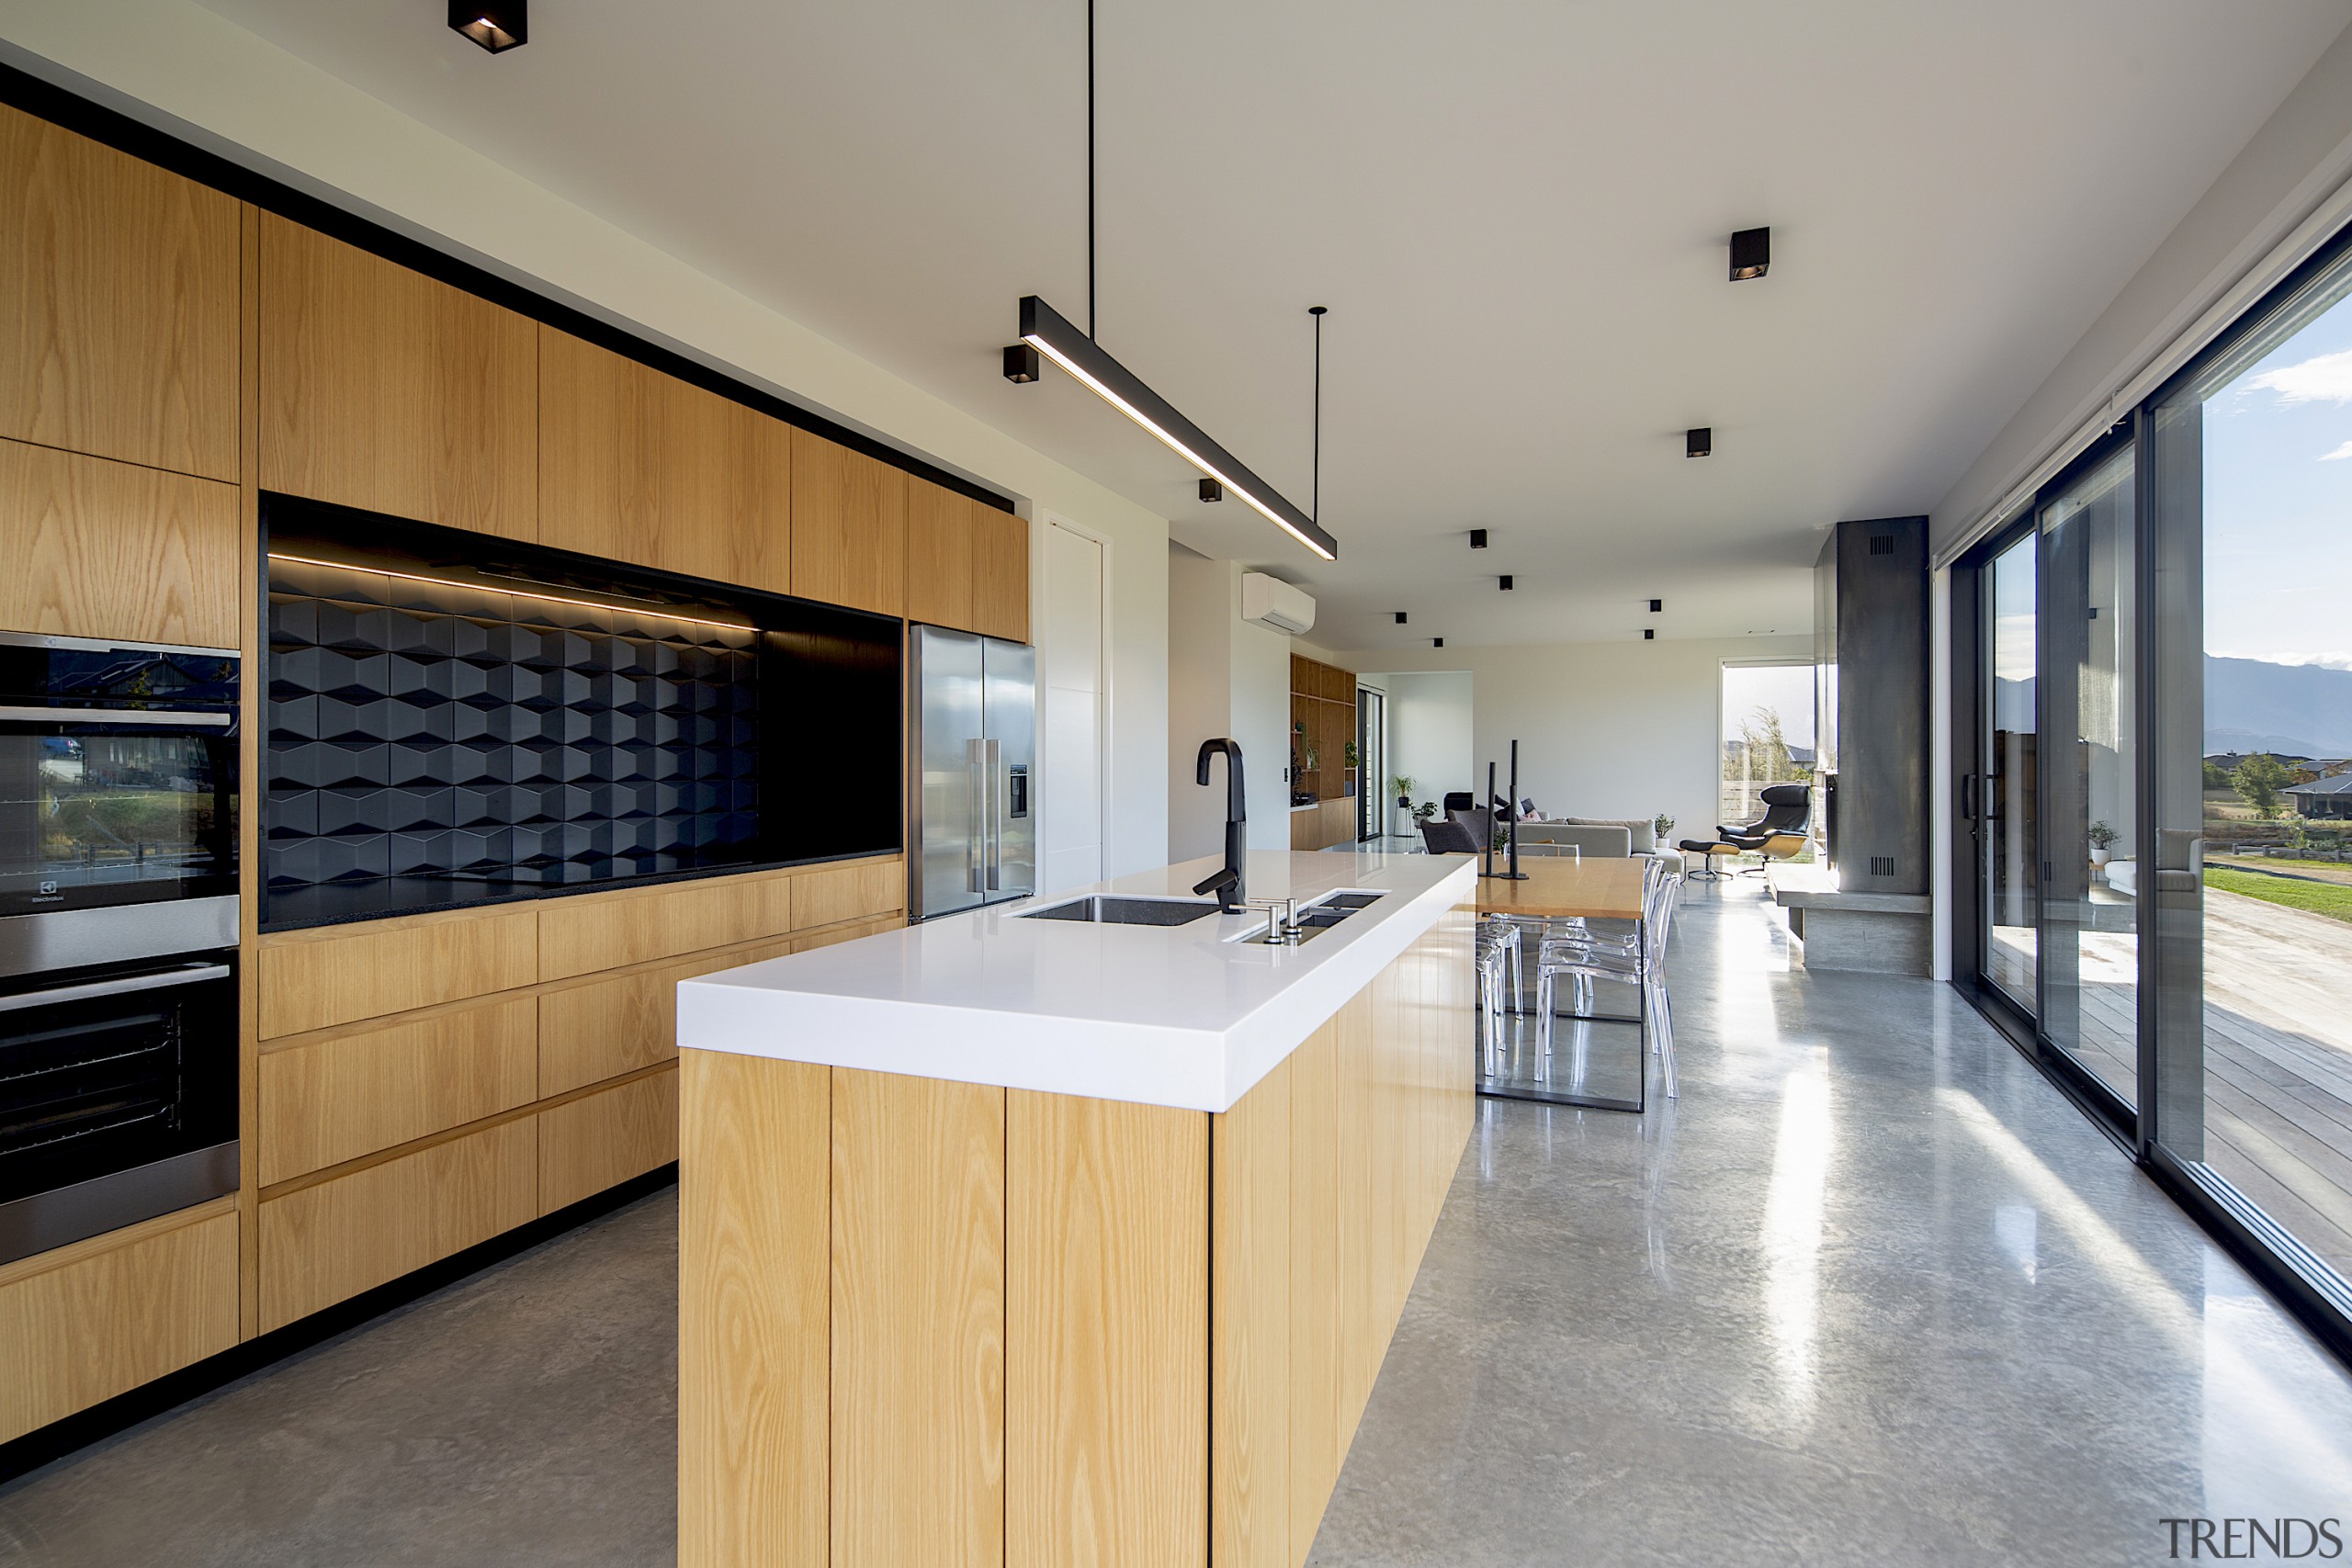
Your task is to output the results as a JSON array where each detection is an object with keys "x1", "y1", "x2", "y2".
[{"x1": 6, "y1": 881, "x2": 2352, "y2": 1565}]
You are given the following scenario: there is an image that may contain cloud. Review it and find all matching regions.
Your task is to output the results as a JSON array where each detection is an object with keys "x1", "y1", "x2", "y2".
[
  {"x1": 2324, "y1": 439, "x2": 2352, "y2": 461},
  {"x1": 2244, "y1": 346, "x2": 2352, "y2": 404}
]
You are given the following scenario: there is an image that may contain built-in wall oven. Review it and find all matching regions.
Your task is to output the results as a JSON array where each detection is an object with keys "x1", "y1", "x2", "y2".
[{"x1": 0, "y1": 632, "x2": 241, "y2": 1265}]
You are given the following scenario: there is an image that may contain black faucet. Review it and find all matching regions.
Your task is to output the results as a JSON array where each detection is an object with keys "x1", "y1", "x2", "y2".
[{"x1": 1193, "y1": 739, "x2": 1247, "y2": 912}]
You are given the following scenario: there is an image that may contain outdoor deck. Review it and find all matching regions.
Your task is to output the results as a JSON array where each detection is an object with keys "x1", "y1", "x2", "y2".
[{"x1": 1995, "y1": 888, "x2": 2352, "y2": 1285}]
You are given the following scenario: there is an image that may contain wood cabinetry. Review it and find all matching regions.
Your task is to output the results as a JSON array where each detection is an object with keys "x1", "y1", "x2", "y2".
[
  {"x1": 537, "y1": 329, "x2": 792, "y2": 592},
  {"x1": 1289, "y1": 655, "x2": 1358, "y2": 812},
  {"x1": 257, "y1": 215, "x2": 537, "y2": 539},
  {"x1": 0, "y1": 438, "x2": 241, "y2": 647},
  {"x1": 0, "y1": 104, "x2": 241, "y2": 481},
  {"x1": 246, "y1": 856, "x2": 903, "y2": 1332},
  {"x1": 0, "y1": 1199, "x2": 239, "y2": 1444},
  {"x1": 792, "y1": 429, "x2": 906, "y2": 616},
  {"x1": 910, "y1": 478, "x2": 1030, "y2": 643}
]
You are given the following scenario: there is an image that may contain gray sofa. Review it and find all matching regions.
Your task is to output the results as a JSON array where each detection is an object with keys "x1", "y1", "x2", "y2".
[{"x1": 1512, "y1": 817, "x2": 1683, "y2": 873}]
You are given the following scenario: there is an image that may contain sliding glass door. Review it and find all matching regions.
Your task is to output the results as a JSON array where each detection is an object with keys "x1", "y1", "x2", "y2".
[
  {"x1": 1984, "y1": 532, "x2": 2041, "y2": 1012},
  {"x1": 2146, "y1": 243, "x2": 2352, "y2": 1303}
]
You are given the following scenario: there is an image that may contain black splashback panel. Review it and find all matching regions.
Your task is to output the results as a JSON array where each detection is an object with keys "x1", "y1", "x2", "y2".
[{"x1": 265, "y1": 556, "x2": 760, "y2": 899}]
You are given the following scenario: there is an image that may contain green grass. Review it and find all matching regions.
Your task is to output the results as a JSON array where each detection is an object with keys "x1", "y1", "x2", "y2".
[
  {"x1": 2206, "y1": 865, "x2": 2352, "y2": 925},
  {"x1": 2216, "y1": 855, "x2": 2352, "y2": 874}
]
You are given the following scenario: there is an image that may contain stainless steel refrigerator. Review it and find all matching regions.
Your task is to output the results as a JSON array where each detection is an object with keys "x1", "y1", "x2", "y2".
[{"x1": 908, "y1": 625, "x2": 1035, "y2": 921}]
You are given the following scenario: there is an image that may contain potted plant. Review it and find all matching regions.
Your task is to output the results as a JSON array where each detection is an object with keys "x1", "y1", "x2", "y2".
[
  {"x1": 1390, "y1": 775, "x2": 1418, "y2": 838},
  {"x1": 2088, "y1": 820, "x2": 2118, "y2": 865},
  {"x1": 1341, "y1": 739, "x2": 1361, "y2": 795},
  {"x1": 1654, "y1": 813, "x2": 1675, "y2": 840}
]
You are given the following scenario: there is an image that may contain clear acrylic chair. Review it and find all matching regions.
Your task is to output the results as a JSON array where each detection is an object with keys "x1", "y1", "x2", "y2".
[{"x1": 1532, "y1": 860, "x2": 1679, "y2": 1101}]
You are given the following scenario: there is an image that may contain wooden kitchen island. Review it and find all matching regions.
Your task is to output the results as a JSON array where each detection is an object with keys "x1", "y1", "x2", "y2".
[{"x1": 674, "y1": 851, "x2": 1477, "y2": 1568}]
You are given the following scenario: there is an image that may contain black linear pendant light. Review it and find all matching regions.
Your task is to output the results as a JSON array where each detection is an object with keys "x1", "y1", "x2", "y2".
[{"x1": 1005, "y1": 1, "x2": 1337, "y2": 560}]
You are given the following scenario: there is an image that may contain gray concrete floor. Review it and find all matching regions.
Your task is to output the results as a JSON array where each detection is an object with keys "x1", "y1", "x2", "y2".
[{"x1": 6, "y1": 880, "x2": 2351, "y2": 1565}]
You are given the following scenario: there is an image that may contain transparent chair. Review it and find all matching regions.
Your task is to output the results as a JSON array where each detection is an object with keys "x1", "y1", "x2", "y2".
[
  {"x1": 1532, "y1": 859, "x2": 1679, "y2": 1101},
  {"x1": 1474, "y1": 916, "x2": 1522, "y2": 1073}
]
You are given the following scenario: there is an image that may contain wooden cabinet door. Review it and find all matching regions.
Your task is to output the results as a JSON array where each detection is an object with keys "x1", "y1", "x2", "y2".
[
  {"x1": 537, "y1": 329, "x2": 791, "y2": 592},
  {"x1": 0, "y1": 107, "x2": 241, "y2": 481},
  {"x1": 971, "y1": 505, "x2": 1030, "y2": 644},
  {"x1": 258, "y1": 215, "x2": 537, "y2": 539},
  {"x1": 791, "y1": 429, "x2": 905, "y2": 616},
  {"x1": 905, "y1": 478, "x2": 973, "y2": 631},
  {"x1": 0, "y1": 439, "x2": 240, "y2": 647}
]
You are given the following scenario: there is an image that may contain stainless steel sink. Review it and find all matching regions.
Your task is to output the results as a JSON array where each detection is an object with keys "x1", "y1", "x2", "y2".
[
  {"x1": 1020, "y1": 895, "x2": 1223, "y2": 927},
  {"x1": 1236, "y1": 889, "x2": 1388, "y2": 944}
]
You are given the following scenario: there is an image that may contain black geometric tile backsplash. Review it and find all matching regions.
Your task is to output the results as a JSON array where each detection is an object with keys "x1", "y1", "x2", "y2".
[{"x1": 266, "y1": 556, "x2": 760, "y2": 897}]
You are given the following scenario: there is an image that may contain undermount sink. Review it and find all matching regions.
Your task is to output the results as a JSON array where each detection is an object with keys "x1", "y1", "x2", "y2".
[
  {"x1": 1020, "y1": 895, "x2": 1223, "y2": 927},
  {"x1": 1236, "y1": 889, "x2": 1388, "y2": 945}
]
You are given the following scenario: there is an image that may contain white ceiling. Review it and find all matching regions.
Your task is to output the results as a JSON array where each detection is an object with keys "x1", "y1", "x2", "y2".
[{"x1": 193, "y1": 0, "x2": 2351, "y2": 649}]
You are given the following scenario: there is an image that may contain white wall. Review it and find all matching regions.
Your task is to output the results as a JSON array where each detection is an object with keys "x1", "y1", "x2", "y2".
[
  {"x1": 0, "y1": 2, "x2": 1177, "y2": 875},
  {"x1": 1932, "y1": 23, "x2": 2352, "y2": 556},
  {"x1": 1330, "y1": 636, "x2": 1815, "y2": 847},
  {"x1": 1168, "y1": 547, "x2": 1290, "y2": 860},
  {"x1": 1359, "y1": 672, "x2": 1474, "y2": 819}
]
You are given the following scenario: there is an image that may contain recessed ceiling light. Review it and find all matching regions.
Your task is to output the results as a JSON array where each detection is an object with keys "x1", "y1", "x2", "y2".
[
  {"x1": 1730, "y1": 226, "x2": 1770, "y2": 281},
  {"x1": 1686, "y1": 427, "x2": 1712, "y2": 458},
  {"x1": 448, "y1": 1, "x2": 526, "y2": 52}
]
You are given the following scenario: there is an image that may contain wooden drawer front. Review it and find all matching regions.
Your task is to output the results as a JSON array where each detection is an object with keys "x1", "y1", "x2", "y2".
[
  {"x1": 258, "y1": 998, "x2": 539, "y2": 1186},
  {"x1": 537, "y1": 873, "x2": 795, "y2": 982},
  {"x1": 539, "y1": 1067, "x2": 679, "y2": 1216},
  {"x1": 0, "y1": 1203, "x2": 238, "y2": 1444},
  {"x1": 258, "y1": 215, "x2": 537, "y2": 540},
  {"x1": 258, "y1": 907, "x2": 538, "y2": 1039},
  {"x1": 0, "y1": 440, "x2": 241, "y2": 648},
  {"x1": 790, "y1": 860, "x2": 904, "y2": 932},
  {"x1": 259, "y1": 1117, "x2": 537, "y2": 1332},
  {"x1": 0, "y1": 106, "x2": 242, "y2": 481},
  {"x1": 538, "y1": 938, "x2": 793, "y2": 1100}
]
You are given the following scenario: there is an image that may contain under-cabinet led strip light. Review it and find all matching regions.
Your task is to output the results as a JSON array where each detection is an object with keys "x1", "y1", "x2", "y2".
[
  {"x1": 1018, "y1": 296, "x2": 1339, "y2": 561},
  {"x1": 266, "y1": 553, "x2": 759, "y2": 634}
]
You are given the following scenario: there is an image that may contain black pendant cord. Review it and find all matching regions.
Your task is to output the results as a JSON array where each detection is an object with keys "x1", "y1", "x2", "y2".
[
  {"x1": 1087, "y1": 0, "x2": 1096, "y2": 340},
  {"x1": 1309, "y1": 305, "x2": 1326, "y2": 524}
]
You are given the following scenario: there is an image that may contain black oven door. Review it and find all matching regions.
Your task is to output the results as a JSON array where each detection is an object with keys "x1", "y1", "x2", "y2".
[
  {"x1": 0, "y1": 955, "x2": 239, "y2": 1264},
  {"x1": 0, "y1": 636, "x2": 239, "y2": 975}
]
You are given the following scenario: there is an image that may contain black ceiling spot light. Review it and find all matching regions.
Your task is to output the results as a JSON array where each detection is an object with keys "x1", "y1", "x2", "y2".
[
  {"x1": 1198, "y1": 478, "x2": 1223, "y2": 503},
  {"x1": 1002, "y1": 343, "x2": 1040, "y2": 383},
  {"x1": 1394, "y1": 612, "x2": 1408, "y2": 625},
  {"x1": 1469, "y1": 528, "x2": 1488, "y2": 549},
  {"x1": 1644, "y1": 628, "x2": 1656, "y2": 640},
  {"x1": 1686, "y1": 427, "x2": 1712, "y2": 458},
  {"x1": 1649, "y1": 598, "x2": 1663, "y2": 613},
  {"x1": 1498, "y1": 575, "x2": 1514, "y2": 592},
  {"x1": 1729, "y1": 226, "x2": 1770, "y2": 281},
  {"x1": 1003, "y1": 1, "x2": 1336, "y2": 560},
  {"x1": 449, "y1": 1, "x2": 526, "y2": 52},
  {"x1": 1433, "y1": 637, "x2": 1445, "y2": 649}
]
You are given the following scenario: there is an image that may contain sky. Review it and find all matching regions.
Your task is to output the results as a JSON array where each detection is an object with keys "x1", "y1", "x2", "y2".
[
  {"x1": 2205, "y1": 284, "x2": 2352, "y2": 666},
  {"x1": 1722, "y1": 661, "x2": 1816, "y2": 750}
]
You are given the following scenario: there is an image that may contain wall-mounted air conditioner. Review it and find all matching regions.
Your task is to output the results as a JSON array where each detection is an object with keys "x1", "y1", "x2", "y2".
[{"x1": 1241, "y1": 572, "x2": 1317, "y2": 636}]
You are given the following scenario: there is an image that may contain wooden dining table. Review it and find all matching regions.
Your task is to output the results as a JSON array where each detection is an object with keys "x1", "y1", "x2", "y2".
[
  {"x1": 1470, "y1": 852, "x2": 1654, "y2": 1112},
  {"x1": 1471, "y1": 853, "x2": 1646, "y2": 921}
]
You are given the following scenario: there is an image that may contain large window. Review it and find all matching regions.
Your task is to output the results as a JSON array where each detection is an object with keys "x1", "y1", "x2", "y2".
[
  {"x1": 2149, "y1": 246, "x2": 2352, "y2": 1295},
  {"x1": 1720, "y1": 661, "x2": 1815, "y2": 836}
]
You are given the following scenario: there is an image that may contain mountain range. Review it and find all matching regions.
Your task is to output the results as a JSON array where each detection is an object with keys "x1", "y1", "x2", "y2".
[{"x1": 2206, "y1": 656, "x2": 2352, "y2": 758}]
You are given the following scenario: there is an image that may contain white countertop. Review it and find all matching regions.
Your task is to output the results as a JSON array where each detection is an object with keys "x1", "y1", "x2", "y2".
[{"x1": 676, "y1": 849, "x2": 1477, "y2": 1112}]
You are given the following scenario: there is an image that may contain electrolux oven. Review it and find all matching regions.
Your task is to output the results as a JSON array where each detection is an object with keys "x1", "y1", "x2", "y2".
[{"x1": 0, "y1": 631, "x2": 241, "y2": 1264}]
